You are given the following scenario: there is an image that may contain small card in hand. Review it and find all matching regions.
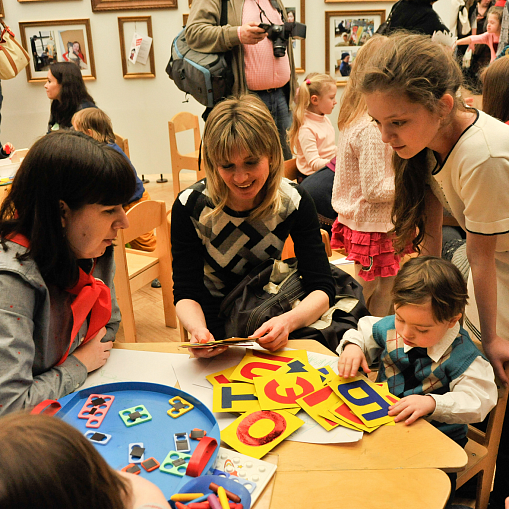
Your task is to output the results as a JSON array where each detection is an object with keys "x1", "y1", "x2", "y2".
[{"x1": 178, "y1": 337, "x2": 257, "y2": 349}]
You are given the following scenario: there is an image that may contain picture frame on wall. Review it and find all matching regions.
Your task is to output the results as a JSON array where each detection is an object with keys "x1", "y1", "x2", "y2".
[
  {"x1": 92, "y1": 0, "x2": 176, "y2": 12},
  {"x1": 0, "y1": 1, "x2": 4, "y2": 18},
  {"x1": 325, "y1": 10, "x2": 385, "y2": 85},
  {"x1": 283, "y1": 0, "x2": 305, "y2": 73},
  {"x1": 19, "y1": 19, "x2": 96, "y2": 83},
  {"x1": 118, "y1": 16, "x2": 155, "y2": 79}
]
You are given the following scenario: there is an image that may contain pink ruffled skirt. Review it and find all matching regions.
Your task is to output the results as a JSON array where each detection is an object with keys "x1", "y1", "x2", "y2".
[{"x1": 331, "y1": 221, "x2": 413, "y2": 281}]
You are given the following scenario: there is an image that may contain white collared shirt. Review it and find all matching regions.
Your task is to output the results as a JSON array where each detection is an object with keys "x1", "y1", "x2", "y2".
[{"x1": 338, "y1": 316, "x2": 498, "y2": 424}]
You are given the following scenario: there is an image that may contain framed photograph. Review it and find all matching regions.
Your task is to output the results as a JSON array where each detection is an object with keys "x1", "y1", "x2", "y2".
[
  {"x1": 19, "y1": 19, "x2": 96, "y2": 83},
  {"x1": 283, "y1": 0, "x2": 305, "y2": 73},
  {"x1": 325, "y1": 10, "x2": 385, "y2": 85},
  {"x1": 118, "y1": 16, "x2": 155, "y2": 79},
  {"x1": 91, "y1": 0, "x2": 176, "y2": 12}
]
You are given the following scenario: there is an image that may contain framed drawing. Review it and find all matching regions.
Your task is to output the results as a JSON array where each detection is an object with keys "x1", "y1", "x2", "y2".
[
  {"x1": 283, "y1": 0, "x2": 305, "y2": 73},
  {"x1": 325, "y1": 10, "x2": 385, "y2": 85},
  {"x1": 118, "y1": 16, "x2": 155, "y2": 78},
  {"x1": 19, "y1": 19, "x2": 96, "y2": 83},
  {"x1": 92, "y1": 0, "x2": 176, "y2": 12}
]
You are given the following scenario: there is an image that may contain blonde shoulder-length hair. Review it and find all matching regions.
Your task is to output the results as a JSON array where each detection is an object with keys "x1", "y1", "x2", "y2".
[{"x1": 202, "y1": 94, "x2": 284, "y2": 220}]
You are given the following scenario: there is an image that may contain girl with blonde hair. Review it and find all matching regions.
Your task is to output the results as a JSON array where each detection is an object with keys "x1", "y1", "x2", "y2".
[
  {"x1": 171, "y1": 95, "x2": 335, "y2": 358},
  {"x1": 331, "y1": 35, "x2": 409, "y2": 316},
  {"x1": 288, "y1": 72, "x2": 337, "y2": 182}
]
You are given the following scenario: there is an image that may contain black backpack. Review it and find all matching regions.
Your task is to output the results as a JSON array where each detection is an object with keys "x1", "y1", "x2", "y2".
[
  {"x1": 166, "y1": 0, "x2": 234, "y2": 108},
  {"x1": 219, "y1": 258, "x2": 370, "y2": 353}
]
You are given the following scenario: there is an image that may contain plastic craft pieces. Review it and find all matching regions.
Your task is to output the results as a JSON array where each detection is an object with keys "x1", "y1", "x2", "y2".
[
  {"x1": 78, "y1": 394, "x2": 115, "y2": 428},
  {"x1": 119, "y1": 405, "x2": 152, "y2": 427},
  {"x1": 186, "y1": 436, "x2": 218, "y2": 477},
  {"x1": 121, "y1": 463, "x2": 141, "y2": 475},
  {"x1": 167, "y1": 396, "x2": 194, "y2": 419},
  {"x1": 159, "y1": 450, "x2": 192, "y2": 477},
  {"x1": 85, "y1": 430, "x2": 112, "y2": 445},
  {"x1": 174, "y1": 432, "x2": 191, "y2": 453},
  {"x1": 190, "y1": 428, "x2": 207, "y2": 440},
  {"x1": 141, "y1": 457, "x2": 160, "y2": 472},
  {"x1": 129, "y1": 443, "x2": 146, "y2": 463}
]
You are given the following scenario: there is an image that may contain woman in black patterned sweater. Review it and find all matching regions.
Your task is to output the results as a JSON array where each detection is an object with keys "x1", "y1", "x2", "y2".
[{"x1": 171, "y1": 95, "x2": 335, "y2": 358}]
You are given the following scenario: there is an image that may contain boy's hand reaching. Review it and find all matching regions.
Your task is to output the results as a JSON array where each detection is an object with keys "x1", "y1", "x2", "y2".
[
  {"x1": 388, "y1": 395, "x2": 436, "y2": 425},
  {"x1": 337, "y1": 343, "x2": 371, "y2": 378}
]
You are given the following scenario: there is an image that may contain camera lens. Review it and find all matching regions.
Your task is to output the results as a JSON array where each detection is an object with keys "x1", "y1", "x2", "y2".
[{"x1": 273, "y1": 43, "x2": 286, "y2": 57}]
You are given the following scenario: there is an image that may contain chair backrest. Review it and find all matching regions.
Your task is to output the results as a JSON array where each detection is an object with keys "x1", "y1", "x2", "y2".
[
  {"x1": 114, "y1": 133, "x2": 130, "y2": 159},
  {"x1": 122, "y1": 200, "x2": 167, "y2": 245},
  {"x1": 281, "y1": 229, "x2": 332, "y2": 260},
  {"x1": 168, "y1": 111, "x2": 201, "y2": 154},
  {"x1": 10, "y1": 148, "x2": 29, "y2": 163},
  {"x1": 284, "y1": 158, "x2": 299, "y2": 181}
]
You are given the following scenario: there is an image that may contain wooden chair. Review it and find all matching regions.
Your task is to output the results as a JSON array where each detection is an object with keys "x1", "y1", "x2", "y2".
[
  {"x1": 168, "y1": 112, "x2": 205, "y2": 198},
  {"x1": 282, "y1": 229, "x2": 332, "y2": 260},
  {"x1": 10, "y1": 148, "x2": 29, "y2": 163},
  {"x1": 284, "y1": 158, "x2": 299, "y2": 181},
  {"x1": 114, "y1": 133, "x2": 130, "y2": 159},
  {"x1": 456, "y1": 363, "x2": 509, "y2": 509},
  {"x1": 114, "y1": 200, "x2": 177, "y2": 342}
]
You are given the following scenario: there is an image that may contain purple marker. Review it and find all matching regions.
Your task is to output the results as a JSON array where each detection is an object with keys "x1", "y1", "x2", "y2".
[{"x1": 207, "y1": 494, "x2": 222, "y2": 509}]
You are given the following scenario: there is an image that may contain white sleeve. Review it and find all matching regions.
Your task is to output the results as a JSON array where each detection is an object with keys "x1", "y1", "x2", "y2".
[
  {"x1": 337, "y1": 315, "x2": 384, "y2": 365},
  {"x1": 428, "y1": 356, "x2": 498, "y2": 424}
]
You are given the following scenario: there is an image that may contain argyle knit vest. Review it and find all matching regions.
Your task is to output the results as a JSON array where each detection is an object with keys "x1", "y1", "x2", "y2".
[{"x1": 372, "y1": 315, "x2": 483, "y2": 442}]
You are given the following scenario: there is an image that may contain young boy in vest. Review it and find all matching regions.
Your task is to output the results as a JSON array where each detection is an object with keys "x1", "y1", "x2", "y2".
[{"x1": 337, "y1": 256, "x2": 497, "y2": 447}]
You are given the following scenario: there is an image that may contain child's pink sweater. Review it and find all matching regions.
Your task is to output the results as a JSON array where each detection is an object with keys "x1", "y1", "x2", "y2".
[
  {"x1": 470, "y1": 32, "x2": 500, "y2": 62},
  {"x1": 331, "y1": 116, "x2": 395, "y2": 232},
  {"x1": 296, "y1": 110, "x2": 336, "y2": 176}
]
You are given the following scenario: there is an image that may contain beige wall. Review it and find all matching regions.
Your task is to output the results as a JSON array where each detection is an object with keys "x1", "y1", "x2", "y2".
[{"x1": 2, "y1": 0, "x2": 450, "y2": 176}]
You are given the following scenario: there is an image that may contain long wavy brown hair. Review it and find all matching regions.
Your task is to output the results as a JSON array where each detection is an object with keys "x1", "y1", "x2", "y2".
[{"x1": 355, "y1": 33, "x2": 466, "y2": 253}]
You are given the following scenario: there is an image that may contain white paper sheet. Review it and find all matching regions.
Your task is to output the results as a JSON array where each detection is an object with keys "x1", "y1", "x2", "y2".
[{"x1": 81, "y1": 349, "x2": 185, "y2": 390}]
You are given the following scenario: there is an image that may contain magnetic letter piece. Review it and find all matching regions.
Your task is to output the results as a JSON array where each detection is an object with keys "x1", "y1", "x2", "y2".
[
  {"x1": 167, "y1": 396, "x2": 194, "y2": 418},
  {"x1": 159, "y1": 450, "x2": 192, "y2": 476},
  {"x1": 213, "y1": 383, "x2": 259, "y2": 413},
  {"x1": 119, "y1": 405, "x2": 152, "y2": 427},
  {"x1": 78, "y1": 394, "x2": 115, "y2": 428},
  {"x1": 221, "y1": 409, "x2": 304, "y2": 459},
  {"x1": 329, "y1": 376, "x2": 394, "y2": 427}
]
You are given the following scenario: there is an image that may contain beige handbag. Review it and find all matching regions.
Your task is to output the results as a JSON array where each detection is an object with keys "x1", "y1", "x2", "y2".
[{"x1": 0, "y1": 20, "x2": 30, "y2": 80}]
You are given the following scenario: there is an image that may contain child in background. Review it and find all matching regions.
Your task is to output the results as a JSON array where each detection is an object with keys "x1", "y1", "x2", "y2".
[
  {"x1": 331, "y1": 36, "x2": 407, "y2": 317},
  {"x1": 72, "y1": 108, "x2": 156, "y2": 253},
  {"x1": 455, "y1": 6, "x2": 503, "y2": 62},
  {"x1": 337, "y1": 256, "x2": 496, "y2": 446},
  {"x1": 481, "y1": 55, "x2": 509, "y2": 124},
  {"x1": 288, "y1": 73, "x2": 337, "y2": 182},
  {"x1": 0, "y1": 412, "x2": 170, "y2": 509}
]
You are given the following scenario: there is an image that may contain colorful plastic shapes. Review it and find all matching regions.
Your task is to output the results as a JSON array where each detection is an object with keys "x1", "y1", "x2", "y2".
[
  {"x1": 118, "y1": 405, "x2": 152, "y2": 427},
  {"x1": 84, "y1": 430, "x2": 112, "y2": 445},
  {"x1": 78, "y1": 394, "x2": 115, "y2": 428},
  {"x1": 167, "y1": 396, "x2": 194, "y2": 418},
  {"x1": 186, "y1": 436, "x2": 219, "y2": 477},
  {"x1": 160, "y1": 450, "x2": 192, "y2": 477}
]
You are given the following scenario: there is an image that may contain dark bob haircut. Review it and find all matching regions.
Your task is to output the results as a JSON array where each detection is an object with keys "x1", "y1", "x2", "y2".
[{"x1": 0, "y1": 130, "x2": 136, "y2": 288}]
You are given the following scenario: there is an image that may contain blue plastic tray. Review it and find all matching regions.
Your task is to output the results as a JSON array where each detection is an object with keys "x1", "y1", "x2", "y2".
[{"x1": 57, "y1": 382, "x2": 220, "y2": 499}]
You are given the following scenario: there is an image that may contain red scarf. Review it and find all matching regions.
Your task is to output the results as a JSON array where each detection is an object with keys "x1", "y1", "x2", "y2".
[{"x1": 8, "y1": 233, "x2": 112, "y2": 365}]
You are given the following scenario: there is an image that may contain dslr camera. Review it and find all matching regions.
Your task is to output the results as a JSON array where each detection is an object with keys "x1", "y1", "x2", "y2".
[{"x1": 259, "y1": 21, "x2": 307, "y2": 58}]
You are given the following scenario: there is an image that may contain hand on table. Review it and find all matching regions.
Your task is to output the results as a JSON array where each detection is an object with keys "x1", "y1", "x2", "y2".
[
  {"x1": 250, "y1": 315, "x2": 291, "y2": 351},
  {"x1": 73, "y1": 327, "x2": 112, "y2": 372},
  {"x1": 240, "y1": 22, "x2": 268, "y2": 45},
  {"x1": 482, "y1": 335, "x2": 509, "y2": 386},
  {"x1": 388, "y1": 395, "x2": 436, "y2": 425},
  {"x1": 337, "y1": 343, "x2": 371, "y2": 378},
  {"x1": 189, "y1": 327, "x2": 227, "y2": 358}
]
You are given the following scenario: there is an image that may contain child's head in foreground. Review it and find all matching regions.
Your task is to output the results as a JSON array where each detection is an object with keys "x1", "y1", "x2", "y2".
[
  {"x1": 392, "y1": 256, "x2": 468, "y2": 348},
  {"x1": 0, "y1": 412, "x2": 129, "y2": 509}
]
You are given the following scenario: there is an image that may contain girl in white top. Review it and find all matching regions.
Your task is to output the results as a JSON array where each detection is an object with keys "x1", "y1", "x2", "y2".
[
  {"x1": 331, "y1": 36, "x2": 410, "y2": 316},
  {"x1": 288, "y1": 73, "x2": 337, "y2": 181}
]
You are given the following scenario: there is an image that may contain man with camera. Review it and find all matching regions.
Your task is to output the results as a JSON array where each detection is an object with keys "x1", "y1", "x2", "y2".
[{"x1": 186, "y1": 0, "x2": 304, "y2": 160}]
